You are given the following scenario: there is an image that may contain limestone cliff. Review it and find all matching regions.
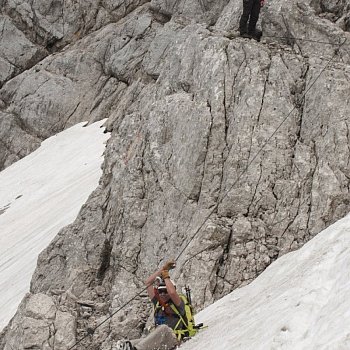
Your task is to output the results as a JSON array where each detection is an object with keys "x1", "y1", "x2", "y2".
[{"x1": 1, "y1": 0, "x2": 350, "y2": 349}]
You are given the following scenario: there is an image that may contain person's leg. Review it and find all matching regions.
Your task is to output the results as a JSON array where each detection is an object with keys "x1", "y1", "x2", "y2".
[
  {"x1": 239, "y1": 0, "x2": 254, "y2": 35},
  {"x1": 248, "y1": 0, "x2": 261, "y2": 36},
  {"x1": 134, "y1": 325, "x2": 179, "y2": 350}
]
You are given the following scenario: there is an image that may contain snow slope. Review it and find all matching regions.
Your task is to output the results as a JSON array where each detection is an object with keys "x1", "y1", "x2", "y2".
[
  {"x1": 1, "y1": 119, "x2": 349, "y2": 349},
  {"x1": 0, "y1": 120, "x2": 110, "y2": 330},
  {"x1": 180, "y1": 215, "x2": 350, "y2": 350}
]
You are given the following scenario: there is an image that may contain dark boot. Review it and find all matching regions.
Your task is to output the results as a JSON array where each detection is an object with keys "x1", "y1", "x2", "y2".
[
  {"x1": 249, "y1": 28, "x2": 262, "y2": 41},
  {"x1": 240, "y1": 32, "x2": 253, "y2": 39}
]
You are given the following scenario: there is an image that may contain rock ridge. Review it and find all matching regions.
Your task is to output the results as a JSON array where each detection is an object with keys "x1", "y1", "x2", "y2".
[{"x1": 1, "y1": 0, "x2": 350, "y2": 349}]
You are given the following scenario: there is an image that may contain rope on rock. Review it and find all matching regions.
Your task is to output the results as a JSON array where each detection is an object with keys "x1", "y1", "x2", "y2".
[
  {"x1": 263, "y1": 35, "x2": 344, "y2": 46},
  {"x1": 175, "y1": 36, "x2": 347, "y2": 262},
  {"x1": 68, "y1": 36, "x2": 347, "y2": 350}
]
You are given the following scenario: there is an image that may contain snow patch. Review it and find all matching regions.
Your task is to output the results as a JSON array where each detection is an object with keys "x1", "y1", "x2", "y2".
[
  {"x1": 0, "y1": 120, "x2": 110, "y2": 330},
  {"x1": 180, "y1": 214, "x2": 350, "y2": 350}
]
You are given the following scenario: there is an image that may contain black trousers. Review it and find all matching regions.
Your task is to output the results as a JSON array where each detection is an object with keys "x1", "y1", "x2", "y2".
[{"x1": 239, "y1": 0, "x2": 261, "y2": 34}]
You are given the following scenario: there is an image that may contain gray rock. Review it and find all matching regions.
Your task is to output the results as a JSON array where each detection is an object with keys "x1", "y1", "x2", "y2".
[
  {"x1": 1, "y1": 0, "x2": 350, "y2": 349},
  {"x1": 150, "y1": 0, "x2": 230, "y2": 24},
  {"x1": 0, "y1": 15, "x2": 47, "y2": 87},
  {"x1": 53, "y1": 311, "x2": 76, "y2": 350},
  {"x1": 0, "y1": 111, "x2": 41, "y2": 169},
  {"x1": 1, "y1": 294, "x2": 56, "y2": 350},
  {"x1": 26, "y1": 294, "x2": 56, "y2": 320},
  {"x1": 1, "y1": 0, "x2": 151, "y2": 50},
  {"x1": 0, "y1": 5, "x2": 155, "y2": 170}
]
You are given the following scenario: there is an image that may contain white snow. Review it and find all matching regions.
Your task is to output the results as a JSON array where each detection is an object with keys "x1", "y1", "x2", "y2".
[
  {"x1": 1, "y1": 119, "x2": 350, "y2": 349},
  {"x1": 180, "y1": 215, "x2": 350, "y2": 350},
  {"x1": 0, "y1": 120, "x2": 110, "y2": 330}
]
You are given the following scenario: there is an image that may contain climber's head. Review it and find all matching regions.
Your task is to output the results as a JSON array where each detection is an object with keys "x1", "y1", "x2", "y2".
[
  {"x1": 157, "y1": 279, "x2": 169, "y2": 300},
  {"x1": 155, "y1": 277, "x2": 175, "y2": 302}
]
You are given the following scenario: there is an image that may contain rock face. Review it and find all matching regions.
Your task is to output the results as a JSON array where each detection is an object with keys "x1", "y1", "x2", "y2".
[
  {"x1": 1, "y1": 0, "x2": 350, "y2": 349},
  {"x1": 0, "y1": 0, "x2": 151, "y2": 170}
]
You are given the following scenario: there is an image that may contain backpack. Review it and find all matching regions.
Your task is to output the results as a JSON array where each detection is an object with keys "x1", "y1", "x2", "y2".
[{"x1": 153, "y1": 286, "x2": 204, "y2": 340}]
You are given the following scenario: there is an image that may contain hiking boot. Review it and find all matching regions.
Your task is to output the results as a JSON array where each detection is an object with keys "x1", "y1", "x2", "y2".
[
  {"x1": 240, "y1": 32, "x2": 252, "y2": 39},
  {"x1": 115, "y1": 340, "x2": 137, "y2": 350},
  {"x1": 249, "y1": 29, "x2": 262, "y2": 41}
]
